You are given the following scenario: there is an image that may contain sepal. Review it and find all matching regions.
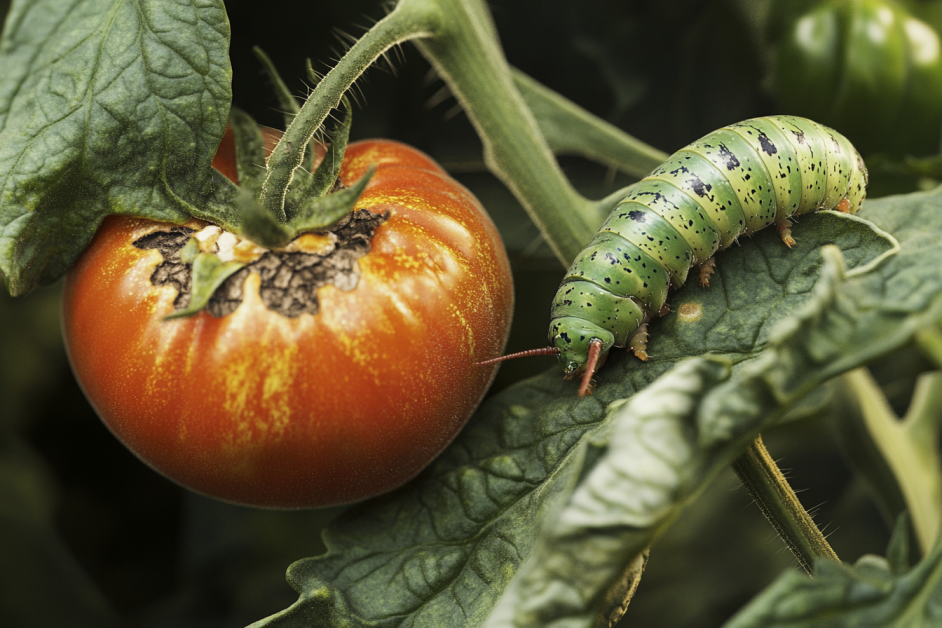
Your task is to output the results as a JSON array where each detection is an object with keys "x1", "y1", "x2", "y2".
[{"x1": 164, "y1": 250, "x2": 246, "y2": 320}]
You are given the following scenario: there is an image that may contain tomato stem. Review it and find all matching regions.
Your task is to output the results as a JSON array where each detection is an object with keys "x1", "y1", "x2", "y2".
[
  {"x1": 510, "y1": 69, "x2": 668, "y2": 180},
  {"x1": 262, "y1": 0, "x2": 666, "y2": 264},
  {"x1": 258, "y1": 0, "x2": 443, "y2": 222}
]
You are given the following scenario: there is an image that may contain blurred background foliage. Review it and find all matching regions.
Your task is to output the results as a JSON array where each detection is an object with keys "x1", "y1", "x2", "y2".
[{"x1": 2, "y1": 0, "x2": 938, "y2": 626}]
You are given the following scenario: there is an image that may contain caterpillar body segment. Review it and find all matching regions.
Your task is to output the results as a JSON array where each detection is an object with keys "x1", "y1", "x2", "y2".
[{"x1": 548, "y1": 116, "x2": 868, "y2": 393}]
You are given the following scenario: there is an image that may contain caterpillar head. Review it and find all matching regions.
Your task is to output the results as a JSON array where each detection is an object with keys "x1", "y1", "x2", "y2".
[{"x1": 549, "y1": 317, "x2": 615, "y2": 393}]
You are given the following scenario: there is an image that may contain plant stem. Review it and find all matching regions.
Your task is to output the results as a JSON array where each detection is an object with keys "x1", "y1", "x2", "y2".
[
  {"x1": 917, "y1": 325, "x2": 942, "y2": 369},
  {"x1": 732, "y1": 435, "x2": 840, "y2": 575},
  {"x1": 262, "y1": 0, "x2": 656, "y2": 263},
  {"x1": 834, "y1": 368, "x2": 942, "y2": 555},
  {"x1": 258, "y1": 0, "x2": 443, "y2": 221},
  {"x1": 411, "y1": 0, "x2": 600, "y2": 264},
  {"x1": 904, "y1": 373, "x2": 942, "y2": 551},
  {"x1": 511, "y1": 69, "x2": 668, "y2": 179}
]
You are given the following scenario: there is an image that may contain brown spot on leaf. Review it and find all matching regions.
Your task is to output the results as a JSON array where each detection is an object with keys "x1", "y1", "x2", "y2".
[{"x1": 678, "y1": 302, "x2": 702, "y2": 322}]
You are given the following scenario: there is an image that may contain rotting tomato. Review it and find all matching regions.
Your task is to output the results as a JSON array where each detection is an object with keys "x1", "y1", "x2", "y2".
[{"x1": 62, "y1": 132, "x2": 514, "y2": 509}]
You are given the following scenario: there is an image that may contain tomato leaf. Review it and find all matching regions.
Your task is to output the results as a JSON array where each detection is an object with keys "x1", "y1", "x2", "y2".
[
  {"x1": 247, "y1": 191, "x2": 942, "y2": 627},
  {"x1": 0, "y1": 0, "x2": 231, "y2": 295}
]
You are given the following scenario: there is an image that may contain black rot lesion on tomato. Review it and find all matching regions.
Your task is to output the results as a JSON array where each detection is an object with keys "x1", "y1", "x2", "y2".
[
  {"x1": 134, "y1": 228, "x2": 195, "y2": 309},
  {"x1": 134, "y1": 209, "x2": 389, "y2": 318}
]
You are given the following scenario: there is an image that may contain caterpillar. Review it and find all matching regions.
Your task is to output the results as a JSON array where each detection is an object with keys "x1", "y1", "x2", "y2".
[{"x1": 481, "y1": 115, "x2": 868, "y2": 396}]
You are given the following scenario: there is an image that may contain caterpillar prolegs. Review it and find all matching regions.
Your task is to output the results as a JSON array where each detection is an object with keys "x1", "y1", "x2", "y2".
[{"x1": 481, "y1": 116, "x2": 868, "y2": 396}]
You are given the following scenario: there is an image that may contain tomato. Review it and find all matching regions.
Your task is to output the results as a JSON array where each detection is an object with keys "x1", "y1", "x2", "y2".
[
  {"x1": 772, "y1": 0, "x2": 942, "y2": 156},
  {"x1": 62, "y1": 135, "x2": 514, "y2": 509}
]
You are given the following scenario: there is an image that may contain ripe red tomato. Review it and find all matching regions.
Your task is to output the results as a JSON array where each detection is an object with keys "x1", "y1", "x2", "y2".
[{"x1": 62, "y1": 134, "x2": 513, "y2": 508}]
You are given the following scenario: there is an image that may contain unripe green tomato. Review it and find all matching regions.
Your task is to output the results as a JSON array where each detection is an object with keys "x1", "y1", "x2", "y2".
[{"x1": 774, "y1": 0, "x2": 942, "y2": 156}]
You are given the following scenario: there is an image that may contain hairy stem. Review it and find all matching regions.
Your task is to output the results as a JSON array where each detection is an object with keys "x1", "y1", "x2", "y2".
[
  {"x1": 411, "y1": 0, "x2": 599, "y2": 264},
  {"x1": 834, "y1": 368, "x2": 942, "y2": 555},
  {"x1": 264, "y1": 0, "x2": 662, "y2": 262},
  {"x1": 258, "y1": 0, "x2": 443, "y2": 221},
  {"x1": 732, "y1": 435, "x2": 840, "y2": 575}
]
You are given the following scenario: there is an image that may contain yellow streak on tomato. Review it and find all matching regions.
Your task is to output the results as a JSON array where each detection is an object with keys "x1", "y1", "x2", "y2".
[
  {"x1": 326, "y1": 300, "x2": 388, "y2": 383},
  {"x1": 285, "y1": 232, "x2": 335, "y2": 255},
  {"x1": 221, "y1": 356, "x2": 254, "y2": 449},
  {"x1": 342, "y1": 144, "x2": 410, "y2": 174},
  {"x1": 392, "y1": 247, "x2": 422, "y2": 271},
  {"x1": 448, "y1": 301, "x2": 475, "y2": 357},
  {"x1": 117, "y1": 245, "x2": 189, "y2": 418},
  {"x1": 259, "y1": 332, "x2": 298, "y2": 441},
  {"x1": 321, "y1": 278, "x2": 401, "y2": 386},
  {"x1": 216, "y1": 274, "x2": 300, "y2": 452}
]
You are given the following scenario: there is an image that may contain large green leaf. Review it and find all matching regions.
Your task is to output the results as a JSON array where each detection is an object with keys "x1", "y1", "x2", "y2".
[
  {"x1": 0, "y1": 0, "x2": 231, "y2": 295},
  {"x1": 247, "y1": 183, "x2": 942, "y2": 628}
]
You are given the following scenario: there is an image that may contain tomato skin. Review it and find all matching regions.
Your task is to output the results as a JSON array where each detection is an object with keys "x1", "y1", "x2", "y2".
[{"x1": 62, "y1": 140, "x2": 513, "y2": 509}]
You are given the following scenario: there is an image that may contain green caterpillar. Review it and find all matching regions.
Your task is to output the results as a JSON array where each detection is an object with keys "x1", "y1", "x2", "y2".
[{"x1": 482, "y1": 116, "x2": 867, "y2": 395}]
